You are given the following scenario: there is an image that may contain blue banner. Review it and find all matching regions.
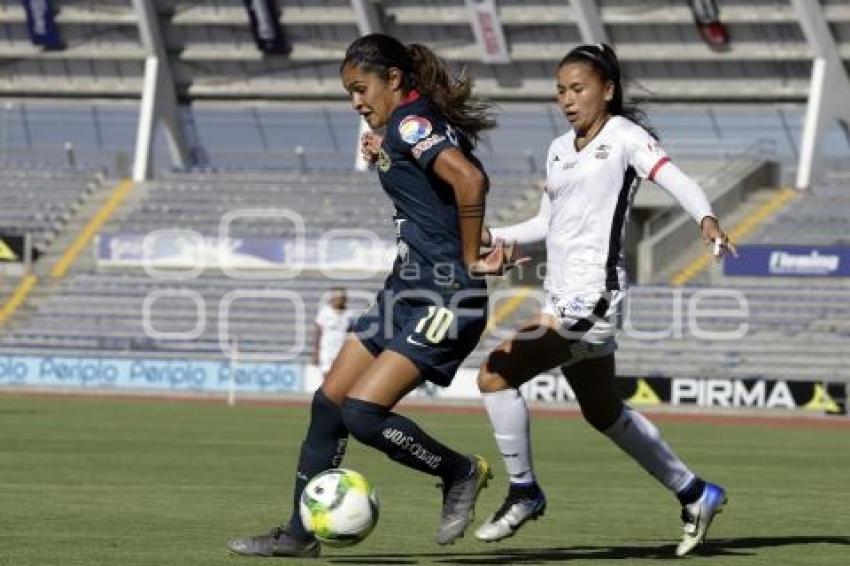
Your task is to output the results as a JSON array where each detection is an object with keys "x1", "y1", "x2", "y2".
[
  {"x1": 97, "y1": 233, "x2": 395, "y2": 271},
  {"x1": 243, "y1": 0, "x2": 291, "y2": 55},
  {"x1": 97, "y1": 233, "x2": 286, "y2": 268},
  {"x1": 21, "y1": 0, "x2": 63, "y2": 50},
  {"x1": 0, "y1": 355, "x2": 303, "y2": 394},
  {"x1": 724, "y1": 245, "x2": 850, "y2": 277}
]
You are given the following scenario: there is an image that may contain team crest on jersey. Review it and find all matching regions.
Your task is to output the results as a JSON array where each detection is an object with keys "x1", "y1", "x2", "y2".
[
  {"x1": 377, "y1": 147, "x2": 391, "y2": 172},
  {"x1": 595, "y1": 144, "x2": 610, "y2": 159},
  {"x1": 399, "y1": 115, "x2": 432, "y2": 144}
]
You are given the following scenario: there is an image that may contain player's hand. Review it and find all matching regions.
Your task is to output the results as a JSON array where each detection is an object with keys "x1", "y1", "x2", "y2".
[
  {"x1": 360, "y1": 132, "x2": 383, "y2": 163},
  {"x1": 469, "y1": 240, "x2": 529, "y2": 276},
  {"x1": 701, "y1": 216, "x2": 737, "y2": 261},
  {"x1": 480, "y1": 225, "x2": 493, "y2": 247}
]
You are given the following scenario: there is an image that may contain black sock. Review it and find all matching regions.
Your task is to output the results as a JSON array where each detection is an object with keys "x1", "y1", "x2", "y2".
[
  {"x1": 340, "y1": 397, "x2": 472, "y2": 483},
  {"x1": 287, "y1": 389, "x2": 348, "y2": 540},
  {"x1": 677, "y1": 477, "x2": 706, "y2": 506},
  {"x1": 508, "y1": 481, "x2": 541, "y2": 499}
]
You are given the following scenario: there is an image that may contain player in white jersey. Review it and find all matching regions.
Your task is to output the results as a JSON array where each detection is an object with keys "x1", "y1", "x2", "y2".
[
  {"x1": 312, "y1": 287, "x2": 354, "y2": 378},
  {"x1": 473, "y1": 44, "x2": 735, "y2": 556}
]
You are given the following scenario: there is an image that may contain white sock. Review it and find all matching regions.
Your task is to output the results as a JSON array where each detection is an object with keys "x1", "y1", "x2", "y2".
[
  {"x1": 603, "y1": 407, "x2": 695, "y2": 494},
  {"x1": 482, "y1": 388, "x2": 536, "y2": 485}
]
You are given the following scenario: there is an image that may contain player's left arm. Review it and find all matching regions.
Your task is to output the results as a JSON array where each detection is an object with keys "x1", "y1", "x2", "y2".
[
  {"x1": 652, "y1": 164, "x2": 737, "y2": 258},
  {"x1": 432, "y1": 147, "x2": 488, "y2": 268},
  {"x1": 629, "y1": 129, "x2": 737, "y2": 259},
  {"x1": 396, "y1": 115, "x2": 522, "y2": 273}
]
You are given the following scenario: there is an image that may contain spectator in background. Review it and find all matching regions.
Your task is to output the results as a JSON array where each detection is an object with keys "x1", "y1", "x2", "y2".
[
  {"x1": 689, "y1": 0, "x2": 729, "y2": 52},
  {"x1": 312, "y1": 286, "x2": 354, "y2": 378}
]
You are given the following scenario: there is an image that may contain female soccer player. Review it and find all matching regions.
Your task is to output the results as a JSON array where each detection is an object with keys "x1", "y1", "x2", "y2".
[
  {"x1": 473, "y1": 44, "x2": 734, "y2": 557},
  {"x1": 228, "y1": 34, "x2": 518, "y2": 557}
]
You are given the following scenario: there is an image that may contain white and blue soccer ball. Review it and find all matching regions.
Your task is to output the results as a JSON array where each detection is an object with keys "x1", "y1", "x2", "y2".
[{"x1": 299, "y1": 468, "x2": 380, "y2": 547}]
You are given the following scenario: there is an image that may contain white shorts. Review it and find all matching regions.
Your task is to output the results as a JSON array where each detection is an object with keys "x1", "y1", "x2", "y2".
[{"x1": 542, "y1": 289, "x2": 624, "y2": 369}]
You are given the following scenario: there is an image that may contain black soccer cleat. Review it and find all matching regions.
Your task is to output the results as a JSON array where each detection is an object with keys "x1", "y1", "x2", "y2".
[{"x1": 227, "y1": 524, "x2": 320, "y2": 558}]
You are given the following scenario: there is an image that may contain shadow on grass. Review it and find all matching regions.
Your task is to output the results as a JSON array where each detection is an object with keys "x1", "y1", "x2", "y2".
[{"x1": 327, "y1": 536, "x2": 850, "y2": 564}]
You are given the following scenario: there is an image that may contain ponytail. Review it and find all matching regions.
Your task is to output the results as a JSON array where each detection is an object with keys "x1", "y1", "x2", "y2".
[
  {"x1": 406, "y1": 43, "x2": 495, "y2": 144},
  {"x1": 342, "y1": 34, "x2": 495, "y2": 145},
  {"x1": 559, "y1": 43, "x2": 657, "y2": 139}
]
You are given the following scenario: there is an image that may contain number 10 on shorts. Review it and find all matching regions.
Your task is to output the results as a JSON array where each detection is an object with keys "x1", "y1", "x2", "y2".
[{"x1": 414, "y1": 306, "x2": 455, "y2": 344}]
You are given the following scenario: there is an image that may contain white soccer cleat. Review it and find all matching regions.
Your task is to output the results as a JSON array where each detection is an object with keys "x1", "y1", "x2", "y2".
[
  {"x1": 474, "y1": 490, "x2": 546, "y2": 542},
  {"x1": 676, "y1": 482, "x2": 728, "y2": 557}
]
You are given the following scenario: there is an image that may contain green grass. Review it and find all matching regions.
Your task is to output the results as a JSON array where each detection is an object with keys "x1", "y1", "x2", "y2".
[{"x1": 1, "y1": 394, "x2": 849, "y2": 566}]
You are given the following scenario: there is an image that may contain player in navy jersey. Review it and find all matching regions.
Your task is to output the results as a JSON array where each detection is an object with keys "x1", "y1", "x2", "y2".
[
  {"x1": 227, "y1": 34, "x2": 521, "y2": 558},
  {"x1": 472, "y1": 44, "x2": 735, "y2": 556}
]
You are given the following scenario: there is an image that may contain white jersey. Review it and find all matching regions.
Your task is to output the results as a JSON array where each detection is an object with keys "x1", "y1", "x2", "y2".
[
  {"x1": 315, "y1": 305, "x2": 353, "y2": 374},
  {"x1": 492, "y1": 116, "x2": 713, "y2": 296}
]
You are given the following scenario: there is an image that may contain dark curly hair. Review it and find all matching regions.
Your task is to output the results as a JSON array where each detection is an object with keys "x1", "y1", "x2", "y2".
[{"x1": 341, "y1": 33, "x2": 496, "y2": 145}]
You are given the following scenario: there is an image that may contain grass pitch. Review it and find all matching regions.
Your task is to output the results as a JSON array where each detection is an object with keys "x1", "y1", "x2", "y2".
[{"x1": 1, "y1": 393, "x2": 848, "y2": 565}]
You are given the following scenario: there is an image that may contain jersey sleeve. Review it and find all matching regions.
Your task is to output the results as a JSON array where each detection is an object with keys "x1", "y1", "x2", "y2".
[
  {"x1": 390, "y1": 112, "x2": 460, "y2": 169},
  {"x1": 652, "y1": 160, "x2": 714, "y2": 224},
  {"x1": 625, "y1": 124, "x2": 670, "y2": 181},
  {"x1": 490, "y1": 191, "x2": 550, "y2": 245},
  {"x1": 314, "y1": 305, "x2": 330, "y2": 327}
]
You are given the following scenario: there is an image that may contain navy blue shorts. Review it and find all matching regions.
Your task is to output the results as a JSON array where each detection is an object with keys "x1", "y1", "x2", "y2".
[{"x1": 351, "y1": 289, "x2": 488, "y2": 387}]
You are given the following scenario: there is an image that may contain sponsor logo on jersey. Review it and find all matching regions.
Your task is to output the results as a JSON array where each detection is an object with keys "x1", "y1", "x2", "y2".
[
  {"x1": 411, "y1": 134, "x2": 446, "y2": 159},
  {"x1": 399, "y1": 115, "x2": 432, "y2": 144},
  {"x1": 550, "y1": 154, "x2": 576, "y2": 170},
  {"x1": 377, "y1": 147, "x2": 391, "y2": 172},
  {"x1": 595, "y1": 144, "x2": 610, "y2": 159}
]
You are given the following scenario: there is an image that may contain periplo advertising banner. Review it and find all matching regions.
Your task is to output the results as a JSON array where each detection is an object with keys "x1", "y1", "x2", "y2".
[
  {"x1": 0, "y1": 355, "x2": 302, "y2": 394},
  {"x1": 724, "y1": 245, "x2": 850, "y2": 277}
]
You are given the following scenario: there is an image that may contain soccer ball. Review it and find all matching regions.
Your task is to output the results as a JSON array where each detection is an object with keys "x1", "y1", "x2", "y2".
[{"x1": 299, "y1": 468, "x2": 380, "y2": 547}]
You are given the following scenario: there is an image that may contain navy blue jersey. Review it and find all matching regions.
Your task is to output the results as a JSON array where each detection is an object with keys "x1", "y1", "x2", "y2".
[{"x1": 375, "y1": 92, "x2": 487, "y2": 298}]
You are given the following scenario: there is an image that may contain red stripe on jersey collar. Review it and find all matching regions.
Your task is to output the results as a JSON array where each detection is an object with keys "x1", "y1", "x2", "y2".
[{"x1": 399, "y1": 89, "x2": 421, "y2": 106}]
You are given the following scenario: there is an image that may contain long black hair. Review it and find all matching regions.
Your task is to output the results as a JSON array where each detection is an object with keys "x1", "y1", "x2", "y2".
[
  {"x1": 341, "y1": 33, "x2": 495, "y2": 145},
  {"x1": 558, "y1": 43, "x2": 657, "y2": 138}
]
